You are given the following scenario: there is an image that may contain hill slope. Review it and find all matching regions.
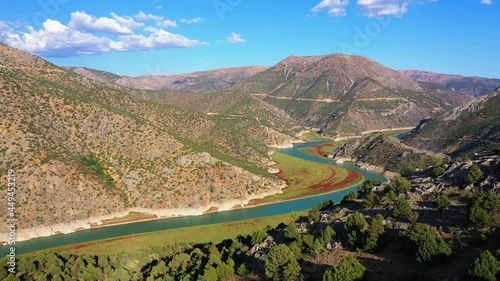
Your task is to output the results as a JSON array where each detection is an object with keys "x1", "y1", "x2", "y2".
[
  {"x1": 67, "y1": 66, "x2": 268, "y2": 93},
  {"x1": 400, "y1": 70, "x2": 500, "y2": 97},
  {"x1": 230, "y1": 54, "x2": 472, "y2": 135},
  {"x1": 0, "y1": 42, "x2": 288, "y2": 232},
  {"x1": 404, "y1": 87, "x2": 500, "y2": 159}
]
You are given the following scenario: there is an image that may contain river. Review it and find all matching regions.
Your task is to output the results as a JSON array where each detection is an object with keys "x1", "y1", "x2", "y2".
[{"x1": 1, "y1": 140, "x2": 385, "y2": 256}]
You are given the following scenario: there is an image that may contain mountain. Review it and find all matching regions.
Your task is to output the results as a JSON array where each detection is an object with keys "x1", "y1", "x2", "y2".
[
  {"x1": 0, "y1": 42, "x2": 292, "y2": 232},
  {"x1": 400, "y1": 70, "x2": 500, "y2": 97},
  {"x1": 67, "y1": 65, "x2": 268, "y2": 93},
  {"x1": 65, "y1": 67, "x2": 122, "y2": 83},
  {"x1": 229, "y1": 54, "x2": 473, "y2": 135},
  {"x1": 404, "y1": 87, "x2": 500, "y2": 159}
]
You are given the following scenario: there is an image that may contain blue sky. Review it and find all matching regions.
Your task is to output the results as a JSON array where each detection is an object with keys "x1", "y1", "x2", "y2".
[{"x1": 0, "y1": 0, "x2": 498, "y2": 78}]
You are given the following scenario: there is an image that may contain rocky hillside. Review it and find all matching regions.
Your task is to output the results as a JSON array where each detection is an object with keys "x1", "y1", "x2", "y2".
[
  {"x1": 405, "y1": 87, "x2": 500, "y2": 159},
  {"x1": 0, "y1": 42, "x2": 289, "y2": 230},
  {"x1": 67, "y1": 66, "x2": 268, "y2": 93},
  {"x1": 333, "y1": 133, "x2": 444, "y2": 176},
  {"x1": 230, "y1": 54, "x2": 473, "y2": 136},
  {"x1": 400, "y1": 70, "x2": 500, "y2": 97}
]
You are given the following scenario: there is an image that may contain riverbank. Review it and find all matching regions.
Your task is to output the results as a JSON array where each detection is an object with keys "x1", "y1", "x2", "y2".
[{"x1": 0, "y1": 138, "x2": 382, "y2": 246}]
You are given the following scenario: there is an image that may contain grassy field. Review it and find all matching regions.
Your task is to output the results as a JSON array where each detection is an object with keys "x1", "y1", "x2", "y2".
[
  {"x1": 250, "y1": 152, "x2": 364, "y2": 205},
  {"x1": 100, "y1": 212, "x2": 157, "y2": 225},
  {"x1": 298, "y1": 141, "x2": 346, "y2": 158},
  {"x1": 45, "y1": 212, "x2": 305, "y2": 256},
  {"x1": 298, "y1": 130, "x2": 329, "y2": 141}
]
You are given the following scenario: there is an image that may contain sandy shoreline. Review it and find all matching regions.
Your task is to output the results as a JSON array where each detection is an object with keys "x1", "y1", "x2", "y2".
[{"x1": 1, "y1": 133, "x2": 391, "y2": 245}]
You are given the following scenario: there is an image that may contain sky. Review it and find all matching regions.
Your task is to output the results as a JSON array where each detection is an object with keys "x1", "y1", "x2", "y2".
[{"x1": 0, "y1": 0, "x2": 498, "y2": 78}]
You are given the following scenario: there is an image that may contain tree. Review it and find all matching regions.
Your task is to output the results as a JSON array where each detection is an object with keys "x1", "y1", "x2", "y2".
[
  {"x1": 363, "y1": 191, "x2": 380, "y2": 209},
  {"x1": 345, "y1": 211, "x2": 368, "y2": 249},
  {"x1": 415, "y1": 234, "x2": 451, "y2": 263},
  {"x1": 285, "y1": 223, "x2": 301, "y2": 240},
  {"x1": 384, "y1": 190, "x2": 396, "y2": 203},
  {"x1": 432, "y1": 166, "x2": 446, "y2": 177},
  {"x1": 435, "y1": 194, "x2": 450, "y2": 211},
  {"x1": 342, "y1": 191, "x2": 358, "y2": 203},
  {"x1": 201, "y1": 266, "x2": 218, "y2": 281},
  {"x1": 392, "y1": 198, "x2": 413, "y2": 221},
  {"x1": 358, "y1": 179, "x2": 380, "y2": 194},
  {"x1": 469, "y1": 191, "x2": 500, "y2": 228},
  {"x1": 322, "y1": 256, "x2": 365, "y2": 281},
  {"x1": 319, "y1": 226, "x2": 336, "y2": 246},
  {"x1": 216, "y1": 262, "x2": 234, "y2": 281},
  {"x1": 389, "y1": 177, "x2": 413, "y2": 194},
  {"x1": 251, "y1": 229, "x2": 267, "y2": 245},
  {"x1": 265, "y1": 244, "x2": 302, "y2": 281},
  {"x1": 236, "y1": 264, "x2": 248, "y2": 276},
  {"x1": 467, "y1": 164, "x2": 484, "y2": 184},
  {"x1": 401, "y1": 223, "x2": 452, "y2": 264},
  {"x1": 308, "y1": 207, "x2": 321, "y2": 223},
  {"x1": 469, "y1": 250, "x2": 500, "y2": 281},
  {"x1": 364, "y1": 214, "x2": 385, "y2": 251}
]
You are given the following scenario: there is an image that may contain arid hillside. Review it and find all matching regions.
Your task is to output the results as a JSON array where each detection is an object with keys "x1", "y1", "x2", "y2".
[{"x1": 0, "y1": 42, "x2": 290, "y2": 229}]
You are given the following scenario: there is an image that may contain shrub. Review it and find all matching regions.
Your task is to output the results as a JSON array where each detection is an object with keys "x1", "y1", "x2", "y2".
[
  {"x1": 364, "y1": 214, "x2": 385, "y2": 251},
  {"x1": 432, "y1": 166, "x2": 446, "y2": 177},
  {"x1": 392, "y1": 199, "x2": 413, "y2": 221},
  {"x1": 467, "y1": 164, "x2": 484, "y2": 184},
  {"x1": 251, "y1": 229, "x2": 267, "y2": 245},
  {"x1": 345, "y1": 211, "x2": 368, "y2": 250},
  {"x1": 363, "y1": 191, "x2": 380, "y2": 209},
  {"x1": 389, "y1": 177, "x2": 413, "y2": 194},
  {"x1": 435, "y1": 194, "x2": 450, "y2": 211},
  {"x1": 401, "y1": 223, "x2": 452, "y2": 264},
  {"x1": 322, "y1": 256, "x2": 366, "y2": 281},
  {"x1": 469, "y1": 191, "x2": 500, "y2": 228},
  {"x1": 469, "y1": 250, "x2": 500, "y2": 281},
  {"x1": 265, "y1": 244, "x2": 302, "y2": 281}
]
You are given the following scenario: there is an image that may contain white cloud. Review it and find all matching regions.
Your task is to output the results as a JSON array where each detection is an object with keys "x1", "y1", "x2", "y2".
[
  {"x1": 227, "y1": 32, "x2": 246, "y2": 44},
  {"x1": 357, "y1": 0, "x2": 410, "y2": 17},
  {"x1": 1, "y1": 14, "x2": 206, "y2": 57},
  {"x1": 110, "y1": 29, "x2": 207, "y2": 51},
  {"x1": 481, "y1": 0, "x2": 493, "y2": 4},
  {"x1": 143, "y1": 26, "x2": 158, "y2": 33},
  {"x1": 157, "y1": 19, "x2": 178, "y2": 28},
  {"x1": 135, "y1": 11, "x2": 164, "y2": 21},
  {"x1": 69, "y1": 11, "x2": 143, "y2": 35},
  {"x1": 180, "y1": 17, "x2": 204, "y2": 24},
  {"x1": 1, "y1": 19, "x2": 111, "y2": 57},
  {"x1": 311, "y1": 0, "x2": 349, "y2": 16},
  {"x1": 311, "y1": 0, "x2": 437, "y2": 17}
]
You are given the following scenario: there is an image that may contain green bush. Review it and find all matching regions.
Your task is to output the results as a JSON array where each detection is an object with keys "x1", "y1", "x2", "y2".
[
  {"x1": 345, "y1": 211, "x2": 368, "y2": 250},
  {"x1": 469, "y1": 250, "x2": 500, "y2": 281},
  {"x1": 389, "y1": 177, "x2": 413, "y2": 195},
  {"x1": 265, "y1": 244, "x2": 302, "y2": 281},
  {"x1": 322, "y1": 256, "x2": 365, "y2": 281},
  {"x1": 392, "y1": 199, "x2": 413, "y2": 221},
  {"x1": 469, "y1": 191, "x2": 500, "y2": 228},
  {"x1": 435, "y1": 194, "x2": 450, "y2": 211},
  {"x1": 250, "y1": 229, "x2": 268, "y2": 245},
  {"x1": 432, "y1": 166, "x2": 446, "y2": 177},
  {"x1": 401, "y1": 223, "x2": 452, "y2": 263},
  {"x1": 364, "y1": 214, "x2": 385, "y2": 251},
  {"x1": 467, "y1": 164, "x2": 484, "y2": 184},
  {"x1": 363, "y1": 191, "x2": 380, "y2": 209}
]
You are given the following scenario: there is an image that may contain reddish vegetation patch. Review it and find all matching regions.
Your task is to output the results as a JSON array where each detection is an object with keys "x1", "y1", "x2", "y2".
[{"x1": 311, "y1": 143, "x2": 335, "y2": 157}]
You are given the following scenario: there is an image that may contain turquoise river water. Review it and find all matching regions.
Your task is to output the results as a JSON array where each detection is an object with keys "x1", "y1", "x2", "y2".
[{"x1": 1, "y1": 140, "x2": 385, "y2": 255}]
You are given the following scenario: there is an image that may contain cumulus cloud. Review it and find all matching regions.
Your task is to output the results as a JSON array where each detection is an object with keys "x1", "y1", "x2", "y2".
[
  {"x1": 480, "y1": 0, "x2": 493, "y2": 4},
  {"x1": 157, "y1": 19, "x2": 177, "y2": 28},
  {"x1": 311, "y1": 0, "x2": 349, "y2": 16},
  {"x1": 135, "y1": 11, "x2": 164, "y2": 21},
  {"x1": 69, "y1": 11, "x2": 143, "y2": 35},
  {"x1": 227, "y1": 32, "x2": 246, "y2": 44},
  {"x1": 180, "y1": 17, "x2": 204, "y2": 24},
  {"x1": 0, "y1": 12, "x2": 206, "y2": 57},
  {"x1": 110, "y1": 29, "x2": 207, "y2": 51},
  {"x1": 311, "y1": 0, "x2": 437, "y2": 17}
]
